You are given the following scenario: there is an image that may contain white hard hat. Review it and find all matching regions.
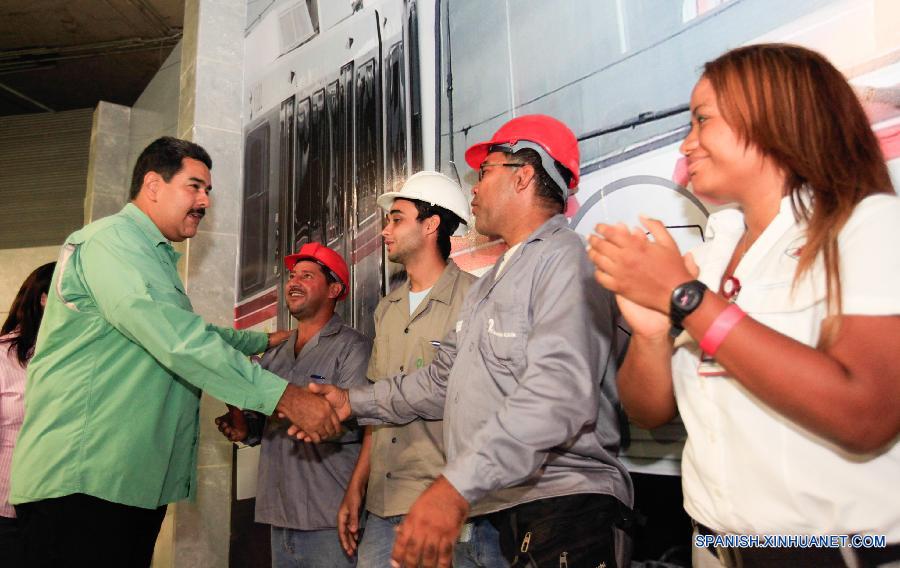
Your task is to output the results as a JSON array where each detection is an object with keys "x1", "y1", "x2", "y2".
[{"x1": 377, "y1": 171, "x2": 471, "y2": 236}]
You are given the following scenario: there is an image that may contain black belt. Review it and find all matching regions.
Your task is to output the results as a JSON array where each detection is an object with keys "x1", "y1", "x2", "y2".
[{"x1": 694, "y1": 521, "x2": 900, "y2": 568}]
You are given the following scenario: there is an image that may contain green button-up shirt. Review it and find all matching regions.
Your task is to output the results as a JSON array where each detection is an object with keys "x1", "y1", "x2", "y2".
[{"x1": 10, "y1": 203, "x2": 288, "y2": 509}]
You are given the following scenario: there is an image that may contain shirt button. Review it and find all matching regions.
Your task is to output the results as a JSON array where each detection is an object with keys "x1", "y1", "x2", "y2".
[
  {"x1": 404, "y1": 328, "x2": 409, "y2": 334},
  {"x1": 391, "y1": 437, "x2": 397, "y2": 443},
  {"x1": 399, "y1": 365, "x2": 404, "y2": 372},
  {"x1": 386, "y1": 472, "x2": 392, "y2": 479}
]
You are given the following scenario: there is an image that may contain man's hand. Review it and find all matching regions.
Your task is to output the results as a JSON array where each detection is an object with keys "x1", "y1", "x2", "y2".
[
  {"x1": 214, "y1": 404, "x2": 248, "y2": 443},
  {"x1": 286, "y1": 383, "x2": 352, "y2": 441},
  {"x1": 267, "y1": 329, "x2": 292, "y2": 348},
  {"x1": 275, "y1": 384, "x2": 342, "y2": 443},
  {"x1": 337, "y1": 481, "x2": 365, "y2": 556},
  {"x1": 391, "y1": 476, "x2": 469, "y2": 568}
]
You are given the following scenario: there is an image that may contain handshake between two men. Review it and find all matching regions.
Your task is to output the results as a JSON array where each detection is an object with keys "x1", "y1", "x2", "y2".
[
  {"x1": 283, "y1": 383, "x2": 351, "y2": 441},
  {"x1": 212, "y1": 329, "x2": 351, "y2": 444},
  {"x1": 215, "y1": 383, "x2": 349, "y2": 443}
]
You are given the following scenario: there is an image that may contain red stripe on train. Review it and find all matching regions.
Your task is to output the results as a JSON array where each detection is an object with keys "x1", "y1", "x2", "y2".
[{"x1": 234, "y1": 303, "x2": 278, "y2": 330}]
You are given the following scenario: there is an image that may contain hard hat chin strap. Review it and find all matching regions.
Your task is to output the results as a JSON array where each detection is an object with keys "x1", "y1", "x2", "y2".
[{"x1": 491, "y1": 141, "x2": 569, "y2": 202}]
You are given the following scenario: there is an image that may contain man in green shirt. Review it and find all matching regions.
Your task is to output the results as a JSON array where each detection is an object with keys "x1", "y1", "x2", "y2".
[{"x1": 9, "y1": 137, "x2": 340, "y2": 567}]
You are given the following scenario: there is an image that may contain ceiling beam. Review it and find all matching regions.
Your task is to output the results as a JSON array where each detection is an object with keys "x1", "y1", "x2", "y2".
[
  {"x1": 0, "y1": 33, "x2": 182, "y2": 75},
  {"x1": 0, "y1": 81, "x2": 54, "y2": 112}
]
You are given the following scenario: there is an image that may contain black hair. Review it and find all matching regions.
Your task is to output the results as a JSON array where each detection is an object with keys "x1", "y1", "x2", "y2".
[
  {"x1": 319, "y1": 263, "x2": 338, "y2": 286},
  {"x1": 129, "y1": 136, "x2": 213, "y2": 199},
  {"x1": 402, "y1": 198, "x2": 464, "y2": 260},
  {"x1": 497, "y1": 147, "x2": 571, "y2": 214},
  {"x1": 1, "y1": 262, "x2": 56, "y2": 367},
  {"x1": 293, "y1": 259, "x2": 343, "y2": 297}
]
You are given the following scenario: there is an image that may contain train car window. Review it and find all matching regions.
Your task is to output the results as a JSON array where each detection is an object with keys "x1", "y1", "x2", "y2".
[
  {"x1": 386, "y1": 41, "x2": 407, "y2": 189},
  {"x1": 309, "y1": 89, "x2": 327, "y2": 243},
  {"x1": 325, "y1": 80, "x2": 344, "y2": 247},
  {"x1": 239, "y1": 122, "x2": 271, "y2": 298},
  {"x1": 340, "y1": 62, "x2": 354, "y2": 208},
  {"x1": 352, "y1": 57, "x2": 383, "y2": 339},
  {"x1": 294, "y1": 98, "x2": 312, "y2": 250},
  {"x1": 407, "y1": 3, "x2": 423, "y2": 172},
  {"x1": 334, "y1": 64, "x2": 354, "y2": 326},
  {"x1": 355, "y1": 58, "x2": 381, "y2": 227},
  {"x1": 278, "y1": 97, "x2": 295, "y2": 270}
]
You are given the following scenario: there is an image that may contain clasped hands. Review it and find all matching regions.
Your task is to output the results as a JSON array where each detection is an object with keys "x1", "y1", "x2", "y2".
[
  {"x1": 587, "y1": 216, "x2": 698, "y2": 336},
  {"x1": 217, "y1": 382, "x2": 470, "y2": 567},
  {"x1": 215, "y1": 383, "x2": 350, "y2": 444},
  {"x1": 281, "y1": 383, "x2": 352, "y2": 441}
]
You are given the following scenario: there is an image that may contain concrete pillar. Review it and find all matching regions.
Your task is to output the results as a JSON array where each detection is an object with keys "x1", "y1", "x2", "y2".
[
  {"x1": 84, "y1": 102, "x2": 131, "y2": 223},
  {"x1": 164, "y1": 1, "x2": 248, "y2": 566}
]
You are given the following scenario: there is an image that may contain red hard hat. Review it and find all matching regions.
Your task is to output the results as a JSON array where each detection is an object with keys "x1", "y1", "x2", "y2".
[
  {"x1": 283, "y1": 242, "x2": 350, "y2": 301},
  {"x1": 464, "y1": 114, "x2": 580, "y2": 194}
]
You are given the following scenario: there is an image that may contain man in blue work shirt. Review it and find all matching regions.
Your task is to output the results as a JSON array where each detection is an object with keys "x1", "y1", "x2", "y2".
[{"x1": 217, "y1": 243, "x2": 371, "y2": 567}]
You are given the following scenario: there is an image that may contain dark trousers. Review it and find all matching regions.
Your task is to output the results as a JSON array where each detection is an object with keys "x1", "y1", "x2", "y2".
[
  {"x1": 489, "y1": 493, "x2": 623, "y2": 568},
  {"x1": 0, "y1": 515, "x2": 25, "y2": 567},
  {"x1": 15, "y1": 493, "x2": 167, "y2": 568}
]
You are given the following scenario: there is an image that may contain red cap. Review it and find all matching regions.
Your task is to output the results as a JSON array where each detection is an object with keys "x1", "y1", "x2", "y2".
[
  {"x1": 283, "y1": 242, "x2": 350, "y2": 300},
  {"x1": 464, "y1": 114, "x2": 580, "y2": 192}
]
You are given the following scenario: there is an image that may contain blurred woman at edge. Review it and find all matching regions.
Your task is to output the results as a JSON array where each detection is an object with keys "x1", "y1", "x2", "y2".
[
  {"x1": 588, "y1": 43, "x2": 900, "y2": 567},
  {"x1": 0, "y1": 262, "x2": 55, "y2": 564}
]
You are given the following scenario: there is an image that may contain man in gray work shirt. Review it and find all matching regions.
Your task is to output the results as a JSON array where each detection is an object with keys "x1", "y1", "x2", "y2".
[
  {"x1": 216, "y1": 243, "x2": 371, "y2": 567},
  {"x1": 302, "y1": 115, "x2": 633, "y2": 568}
]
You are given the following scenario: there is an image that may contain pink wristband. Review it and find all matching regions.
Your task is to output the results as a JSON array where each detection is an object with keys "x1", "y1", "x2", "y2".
[{"x1": 699, "y1": 303, "x2": 746, "y2": 356}]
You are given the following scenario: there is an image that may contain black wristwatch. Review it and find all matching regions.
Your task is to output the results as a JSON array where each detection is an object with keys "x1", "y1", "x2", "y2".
[{"x1": 669, "y1": 280, "x2": 708, "y2": 337}]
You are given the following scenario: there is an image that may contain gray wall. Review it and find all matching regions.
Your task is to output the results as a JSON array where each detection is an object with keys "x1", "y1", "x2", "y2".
[
  {"x1": 441, "y1": 0, "x2": 835, "y2": 175},
  {"x1": 0, "y1": 108, "x2": 94, "y2": 249},
  {"x1": 129, "y1": 43, "x2": 183, "y2": 181},
  {"x1": 0, "y1": 108, "x2": 92, "y2": 336}
]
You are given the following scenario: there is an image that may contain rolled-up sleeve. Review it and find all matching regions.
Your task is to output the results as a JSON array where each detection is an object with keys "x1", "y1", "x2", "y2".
[
  {"x1": 79, "y1": 230, "x2": 287, "y2": 414},
  {"x1": 442, "y1": 244, "x2": 612, "y2": 503}
]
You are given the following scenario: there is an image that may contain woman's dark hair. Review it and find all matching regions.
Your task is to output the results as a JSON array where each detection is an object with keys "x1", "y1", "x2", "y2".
[{"x1": 2, "y1": 262, "x2": 56, "y2": 366}]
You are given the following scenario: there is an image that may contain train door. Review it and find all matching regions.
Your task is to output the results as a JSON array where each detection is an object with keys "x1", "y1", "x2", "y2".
[
  {"x1": 237, "y1": 110, "x2": 282, "y2": 329},
  {"x1": 276, "y1": 97, "x2": 295, "y2": 329},
  {"x1": 291, "y1": 67, "x2": 358, "y2": 331}
]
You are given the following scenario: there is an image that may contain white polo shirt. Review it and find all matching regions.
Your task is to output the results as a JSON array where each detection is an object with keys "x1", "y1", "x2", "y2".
[{"x1": 672, "y1": 193, "x2": 900, "y2": 540}]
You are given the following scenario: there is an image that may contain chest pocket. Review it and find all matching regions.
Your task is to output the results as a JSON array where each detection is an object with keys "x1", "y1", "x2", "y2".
[
  {"x1": 409, "y1": 337, "x2": 439, "y2": 371},
  {"x1": 482, "y1": 302, "x2": 527, "y2": 364},
  {"x1": 737, "y1": 272, "x2": 823, "y2": 315},
  {"x1": 735, "y1": 272, "x2": 826, "y2": 347}
]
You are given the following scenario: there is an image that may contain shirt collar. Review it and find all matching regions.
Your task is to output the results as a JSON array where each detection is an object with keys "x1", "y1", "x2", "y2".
[
  {"x1": 524, "y1": 214, "x2": 568, "y2": 244},
  {"x1": 288, "y1": 312, "x2": 344, "y2": 357},
  {"x1": 502, "y1": 214, "x2": 566, "y2": 259},
  {"x1": 386, "y1": 260, "x2": 463, "y2": 306},
  {"x1": 319, "y1": 312, "x2": 345, "y2": 337},
  {"x1": 121, "y1": 203, "x2": 170, "y2": 246}
]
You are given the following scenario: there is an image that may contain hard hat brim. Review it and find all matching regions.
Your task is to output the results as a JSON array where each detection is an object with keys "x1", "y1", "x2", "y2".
[
  {"x1": 376, "y1": 192, "x2": 469, "y2": 237},
  {"x1": 464, "y1": 141, "x2": 493, "y2": 171},
  {"x1": 283, "y1": 253, "x2": 350, "y2": 301}
]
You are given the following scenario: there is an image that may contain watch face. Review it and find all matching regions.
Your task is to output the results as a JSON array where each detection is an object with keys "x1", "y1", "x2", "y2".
[
  {"x1": 672, "y1": 281, "x2": 706, "y2": 313},
  {"x1": 674, "y1": 283, "x2": 703, "y2": 310}
]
